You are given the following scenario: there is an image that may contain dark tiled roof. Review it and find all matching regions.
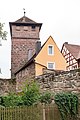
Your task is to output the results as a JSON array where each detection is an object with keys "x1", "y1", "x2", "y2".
[
  {"x1": 64, "y1": 43, "x2": 80, "y2": 59},
  {"x1": 15, "y1": 16, "x2": 37, "y2": 23}
]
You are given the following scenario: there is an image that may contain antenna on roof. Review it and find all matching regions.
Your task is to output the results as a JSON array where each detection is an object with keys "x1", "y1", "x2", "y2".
[{"x1": 23, "y1": 8, "x2": 26, "y2": 16}]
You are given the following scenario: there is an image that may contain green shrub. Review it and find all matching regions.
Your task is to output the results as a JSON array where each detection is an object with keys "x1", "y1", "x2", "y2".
[
  {"x1": 0, "y1": 82, "x2": 40, "y2": 107},
  {"x1": 54, "y1": 92, "x2": 79, "y2": 120},
  {"x1": 1, "y1": 93, "x2": 23, "y2": 107},
  {"x1": 39, "y1": 92, "x2": 53, "y2": 104},
  {"x1": 22, "y1": 82, "x2": 40, "y2": 106}
]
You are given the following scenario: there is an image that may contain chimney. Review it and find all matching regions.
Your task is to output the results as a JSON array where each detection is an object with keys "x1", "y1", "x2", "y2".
[{"x1": 36, "y1": 41, "x2": 41, "y2": 55}]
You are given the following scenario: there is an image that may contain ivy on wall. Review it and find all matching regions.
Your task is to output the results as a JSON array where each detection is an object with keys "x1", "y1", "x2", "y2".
[{"x1": 54, "y1": 92, "x2": 79, "y2": 120}]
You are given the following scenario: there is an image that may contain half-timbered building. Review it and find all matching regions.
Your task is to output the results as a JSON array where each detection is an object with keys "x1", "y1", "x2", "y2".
[{"x1": 61, "y1": 42, "x2": 80, "y2": 70}]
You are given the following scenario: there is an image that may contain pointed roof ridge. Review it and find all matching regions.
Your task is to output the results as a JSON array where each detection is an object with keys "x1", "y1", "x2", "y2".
[
  {"x1": 41, "y1": 35, "x2": 57, "y2": 48},
  {"x1": 41, "y1": 36, "x2": 53, "y2": 47},
  {"x1": 36, "y1": 35, "x2": 61, "y2": 57},
  {"x1": 15, "y1": 16, "x2": 37, "y2": 23}
]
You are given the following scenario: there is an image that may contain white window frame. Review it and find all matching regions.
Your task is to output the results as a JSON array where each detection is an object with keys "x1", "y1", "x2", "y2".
[
  {"x1": 48, "y1": 45, "x2": 54, "y2": 55},
  {"x1": 47, "y1": 62, "x2": 55, "y2": 69}
]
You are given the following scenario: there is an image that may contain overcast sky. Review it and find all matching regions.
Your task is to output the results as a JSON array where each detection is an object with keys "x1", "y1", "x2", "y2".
[{"x1": 0, "y1": 0, "x2": 80, "y2": 78}]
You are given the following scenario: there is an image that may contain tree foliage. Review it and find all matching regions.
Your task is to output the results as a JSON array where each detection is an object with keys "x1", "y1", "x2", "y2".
[{"x1": 0, "y1": 22, "x2": 7, "y2": 40}]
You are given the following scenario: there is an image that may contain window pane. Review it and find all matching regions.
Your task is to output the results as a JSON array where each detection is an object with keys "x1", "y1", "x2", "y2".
[
  {"x1": 48, "y1": 63, "x2": 54, "y2": 69},
  {"x1": 48, "y1": 46, "x2": 53, "y2": 54}
]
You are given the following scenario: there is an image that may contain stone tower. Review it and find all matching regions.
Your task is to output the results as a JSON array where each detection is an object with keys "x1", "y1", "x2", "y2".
[{"x1": 9, "y1": 16, "x2": 42, "y2": 78}]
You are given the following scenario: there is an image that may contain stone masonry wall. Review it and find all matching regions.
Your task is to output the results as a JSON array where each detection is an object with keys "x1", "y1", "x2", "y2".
[
  {"x1": 11, "y1": 39, "x2": 37, "y2": 77},
  {"x1": 16, "y1": 62, "x2": 35, "y2": 92},
  {"x1": 0, "y1": 78, "x2": 16, "y2": 95},
  {"x1": 36, "y1": 69, "x2": 80, "y2": 94},
  {"x1": 1, "y1": 69, "x2": 80, "y2": 95}
]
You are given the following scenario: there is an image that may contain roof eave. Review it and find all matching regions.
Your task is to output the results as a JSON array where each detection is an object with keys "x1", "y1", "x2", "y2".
[
  {"x1": 9, "y1": 22, "x2": 42, "y2": 27},
  {"x1": 15, "y1": 54, "x2": 36, "y2": 75},
  {"x1": 15, "y1": 59, "x2": 34, "y2": 75}
]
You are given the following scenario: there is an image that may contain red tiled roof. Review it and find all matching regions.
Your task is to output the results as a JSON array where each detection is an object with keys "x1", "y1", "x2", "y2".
[{"x1": 64, "y1": 43, "x2": 80, "y2": 59}]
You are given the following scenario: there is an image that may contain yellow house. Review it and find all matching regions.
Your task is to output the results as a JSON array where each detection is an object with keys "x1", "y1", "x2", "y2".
[
  {"x1": 15, "y1": 36, "x2": 67, "y2": 79},
  {"x1": 35, "y1": 36, "x2": 67, "y2": 76}
]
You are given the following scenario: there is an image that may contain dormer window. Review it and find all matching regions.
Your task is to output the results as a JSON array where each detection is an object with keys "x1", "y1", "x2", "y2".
[{"x1": 48, "y1": 45, "x2": 54, "y2": 55}]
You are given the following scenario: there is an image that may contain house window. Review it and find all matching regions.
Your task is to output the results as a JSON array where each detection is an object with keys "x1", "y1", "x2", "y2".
[
  {"x1": 48, "y1": 45, "x2": 54, "y2": 55},
  {"x1": 47, "y1": 62, "x2": 55, "y2": 69}
]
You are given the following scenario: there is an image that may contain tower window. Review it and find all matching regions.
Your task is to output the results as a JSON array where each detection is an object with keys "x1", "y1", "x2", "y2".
[
  {"x1": 32, "y1": 26, "x2": 36, "y2": 31},
  {"x1": 23, "y1": 26, "x2": 28, "y2": 31},
  {"x1": 16, "y1": 26, "x2": 20, "y2": 31}
]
